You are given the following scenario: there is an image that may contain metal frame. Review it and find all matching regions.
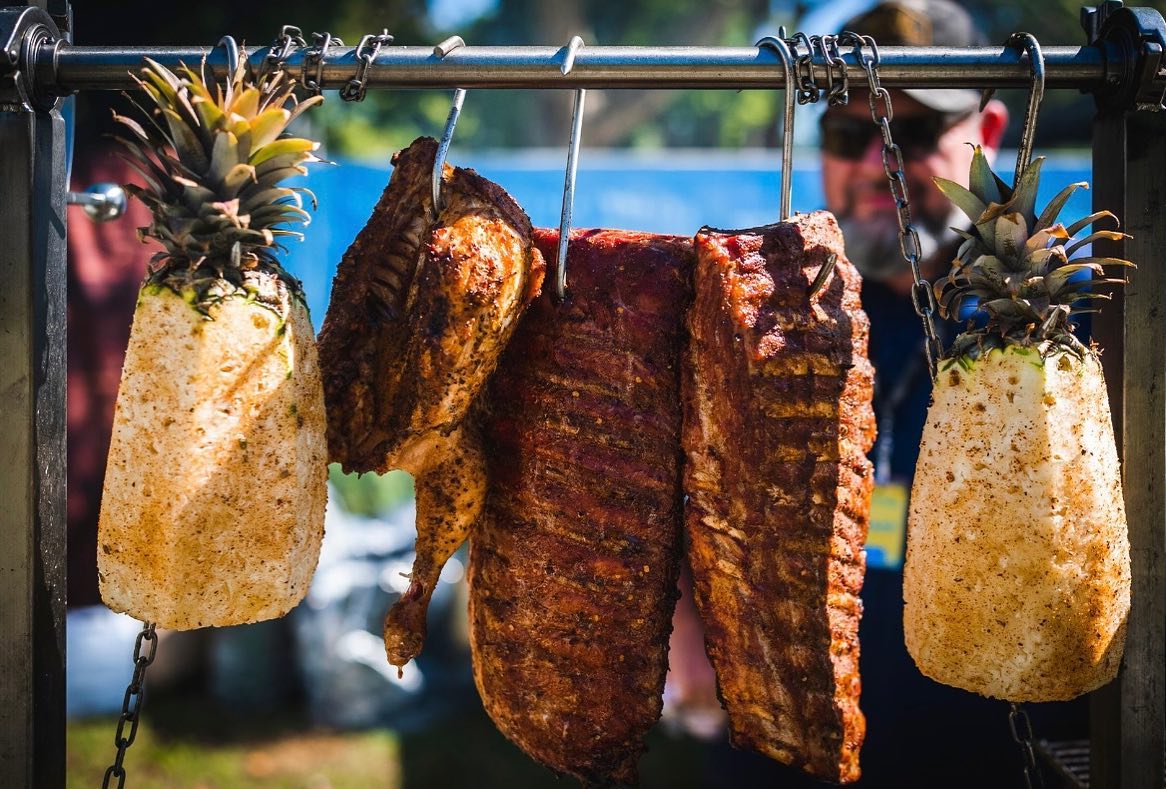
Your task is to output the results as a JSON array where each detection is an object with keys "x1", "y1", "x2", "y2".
[
  {"x1": 38, "y1": 43, "x2": 1113, "y2": 91},
  {"x1": 1, "y1": 5, "x2": 68, "y2": 787},
  {"x1": 1, "y1": 1, "x2": 1163, "y2": 786}
]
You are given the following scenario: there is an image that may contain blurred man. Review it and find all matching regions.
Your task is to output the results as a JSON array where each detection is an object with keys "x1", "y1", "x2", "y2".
[
  {"x1": 818, "y1": 3, "x2": 1031, "y2": 787},
  {"x1": 823, "y1": 2, "x2": 1008, "y2": 482}
]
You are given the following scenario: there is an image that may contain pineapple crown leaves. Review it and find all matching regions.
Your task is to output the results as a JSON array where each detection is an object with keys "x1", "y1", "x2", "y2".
[
  {"x1": 932, "y1": 145, "x2": 1134, "y2": 361},
  {"x1": 113, "y1": 55, "x2": 325, "y2": 278}
]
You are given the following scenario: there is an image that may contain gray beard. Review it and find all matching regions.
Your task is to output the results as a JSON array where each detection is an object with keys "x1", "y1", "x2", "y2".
[{"x1": 837, "y1": 207, "x2": 965, "y2": 282}]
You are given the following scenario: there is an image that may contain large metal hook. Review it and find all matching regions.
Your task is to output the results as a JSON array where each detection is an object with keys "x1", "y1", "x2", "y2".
[
  {"x1": 208, "y1": 35, "x2": 241, "y2": 85},
  {"x1": 1005, "y1": 32, "x2": 1044, "y2": 185},
  {"x1": 756, "y1": 34, "x2": 797, "y2": 222},
  {"x1": 431, "y1": 36, "x2": 467, "y2": 219},
  {"x1": 554, "y1": 35, "x2": 587, "y2": 301}
]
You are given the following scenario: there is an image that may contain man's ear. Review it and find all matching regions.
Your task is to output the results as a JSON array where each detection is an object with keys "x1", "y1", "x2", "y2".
[{"x1": 977, "y1": 98, "x2": 1009, "y2": 152}]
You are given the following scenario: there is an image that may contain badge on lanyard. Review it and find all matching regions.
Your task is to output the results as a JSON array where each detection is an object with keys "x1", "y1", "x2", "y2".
[
  {"x1": 866, "y1": 482, "x2": 909, "y2": 570},
  {"x1": 866, "y1": 348, "x2": 924, "y2": 571}
]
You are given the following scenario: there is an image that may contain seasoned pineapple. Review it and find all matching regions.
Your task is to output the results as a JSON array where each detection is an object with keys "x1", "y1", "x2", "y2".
[
  {"x1": 904, "y1": 148, "x2": 1131, "y2": 701},
  {"x1": 97, "y1": 58, "x2": 327, "y2": 629}
]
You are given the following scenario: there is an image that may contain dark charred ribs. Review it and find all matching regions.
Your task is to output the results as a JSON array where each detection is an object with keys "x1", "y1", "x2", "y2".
[
  {"x1": 683, "y1": 212, "x2": 876, "y2": 783},
  {"x1": 317, "y1": 137, "x2": 544, "y2": 669},
  {"x1": 470, "y1": 229, "x2": 693, "y2": 785}
]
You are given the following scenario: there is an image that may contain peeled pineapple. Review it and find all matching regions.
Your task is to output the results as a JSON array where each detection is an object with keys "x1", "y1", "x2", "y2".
[
  {"x1": 903, "y1": 149, "x2": 1131, "y2": 701},
  {"x1": 97, "y1": 58, "x2": 327, "y2": 630}
]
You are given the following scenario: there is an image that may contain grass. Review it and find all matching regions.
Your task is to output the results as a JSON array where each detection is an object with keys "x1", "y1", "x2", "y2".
[
  {"x1": 68, "y1": 693, "x2": 710, "y2": 788},
  {"x1": 69, "y1": 702, "x2": 399, "y2": 788}
]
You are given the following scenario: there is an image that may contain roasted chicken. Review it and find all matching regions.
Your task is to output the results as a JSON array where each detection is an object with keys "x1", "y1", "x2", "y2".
[{"x1": 317, "y1": 137, "x2": 544, "y2": 668}]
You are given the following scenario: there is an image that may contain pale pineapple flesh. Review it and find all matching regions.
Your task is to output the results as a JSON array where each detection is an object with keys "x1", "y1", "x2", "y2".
[
  {"x1": 906, "y1": 347, "x2": 1128, "y2": 701},
  {"x1": 99, "y1": 280, "x2": 326, "y2": 629}
]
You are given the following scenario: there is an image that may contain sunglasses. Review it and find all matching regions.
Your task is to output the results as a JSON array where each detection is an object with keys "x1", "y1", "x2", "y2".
[{"x1": 819, "y1": 111, "x2": 971, "y2": 161}]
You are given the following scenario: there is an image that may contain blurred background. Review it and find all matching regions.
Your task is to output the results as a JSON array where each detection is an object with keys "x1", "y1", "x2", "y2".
[{"x1": 63, "y1": 0, "x2": 1164, "y2": 786}]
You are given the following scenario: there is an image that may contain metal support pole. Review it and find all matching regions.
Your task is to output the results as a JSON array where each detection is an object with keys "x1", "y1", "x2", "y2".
[
  {"x1": 0, "y1": 5, "x2": 67, "y2": 787},
  {"x1": 1091, "y1": 107, "x2": 1166, "y2": 789},
  {"x1": 39, "y1": 43, "x2": 1108, "y2": 92},
  {"x1": 1089, "y1": 107, "x2": 1126, "y2": 789},
  {"x1": 1088, "y1": 6, "x2": 1166, "y2": 788}
]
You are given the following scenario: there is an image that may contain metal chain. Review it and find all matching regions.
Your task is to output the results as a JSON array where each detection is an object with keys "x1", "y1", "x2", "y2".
[
  {"x1": 302, "y1": 31, "x2": 343, "y2": 97},
  {"x1": 101, "y1": 622, "x2": 158, "y2": 789},
  {"x1": 790, "y1": 31, "x2": 820, "y2": 105},
  {"x1": 839, "y1": 37, "x2": 1042, "y2": 787},
  {"x1": 841, "y1": 31, "x2": 944, "y2": 377},
  {"x1": 340, "y1": 29, "x2": 394, "y2": 102},
  {"x1": 257, "y1": 25, "x2": 307, "y2": 91},
  {"x1": 1009, "y1": 703, "x2": 1046, "y2": 789},
  {"x1": 820, "y1": 35, "x2": 850, "y2": 106},
  {"x1": 788, "y1": 34, "x2": 850, "y2": 107}
]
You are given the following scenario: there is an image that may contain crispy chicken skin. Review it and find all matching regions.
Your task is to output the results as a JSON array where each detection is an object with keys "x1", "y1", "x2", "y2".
[
  {"x1": 317, "y1": 137, "x2": 543, "y2": 668},
  {"x1": 470, "y1": 229, "x2": 693, "y2": 785},
  {"x1": 683, "y1": 212, "x2": 875, "y2": 783}
]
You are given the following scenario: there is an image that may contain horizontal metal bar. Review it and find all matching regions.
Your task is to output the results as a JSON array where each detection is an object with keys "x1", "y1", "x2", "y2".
[{"x1": 43, "y1": 43, "x2": 1110, "y2": 92}]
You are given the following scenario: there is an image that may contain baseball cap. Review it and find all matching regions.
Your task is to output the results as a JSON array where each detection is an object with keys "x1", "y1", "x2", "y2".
[{"x1": 840, "y1": 0, "x2": 987, "y2": 114}]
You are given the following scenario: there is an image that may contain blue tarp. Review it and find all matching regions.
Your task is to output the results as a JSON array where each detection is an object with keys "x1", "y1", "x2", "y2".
[{"x1": 283, "y1": 150, "x2": 1093, "y2": 321}]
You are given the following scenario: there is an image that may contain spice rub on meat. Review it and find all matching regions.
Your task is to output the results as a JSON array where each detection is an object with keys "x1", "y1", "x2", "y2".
[
  {"x1": 470, "y1": 229, "x2": 692, "y2": 785},
  {"x1": 683, "y1": 212, "x2": 876, "y2": 783}
]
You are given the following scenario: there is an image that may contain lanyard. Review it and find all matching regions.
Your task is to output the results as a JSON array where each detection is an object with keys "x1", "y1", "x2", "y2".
[{"x1": 873, "y1": 342, "x2": 924, "y2": 485}]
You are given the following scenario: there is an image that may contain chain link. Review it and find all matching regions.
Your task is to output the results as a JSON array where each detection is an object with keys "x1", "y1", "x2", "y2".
[
  {"x1": 790, "y1": 31, "x2": 819, "y2": 105},
  {"x1": 302, "y1": 31, "x2": 344, "y2": 97},
  {"x1": 820, "y1": 35, "x2": 849, "y2": 106},
  {"x1": 257, "y1": 25, "x2": 307, "y2": 92},
  {"x1": 1009, "y1": 703, "x2": 1046, "y2": 789},
  {"x1": 102, "y1": 622, "x2": 158, "y2": 789},
  {"x1": 839, "y1": 31, "x2": 944, "y2": 377},
  {"x1": 341, "y1": 30, "x2": 393, "y2": 102}
]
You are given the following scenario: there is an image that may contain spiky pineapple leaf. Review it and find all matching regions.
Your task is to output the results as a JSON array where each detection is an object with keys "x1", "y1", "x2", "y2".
[
  {"x1": 1065, "y1": 230, "x2": 1132, "y2": 258},
  {"x1": 1009, "y1": 156, "x2": 1045, "y2": 224},
  {"x1": 968, "y1": 254, "x2": 1005, "y2": 277},
  {"x1": 935, "y1": 147, "x2": 1133, "y2": 361},
  {"x1": 995, "y1": 213, "x2": 1029, "y2": 262},
  {"x1": 221, "y1": 163, "x2": 258, "y2": 195},
  {"x1": 161, "y1": 108, "x2": 209, "y2": 172},
  {"x1": 1025, "y1": 224, "x2": 1069, "y2": 254},
  {"x1": 1034, "y1": 181, "x2": 1088, "y2": 232},
  {"x1": 1044, "y1": 262, "x2": 1105, "y2": 296},
  {"x1": 981, "y1": 297, "x2": 1042, "y2": 325},
  {"x1": 1065, "y1": 210, "x2": 1120, "y2": 238},
  {"x1": 933, "y1": 176, "x2": 987, "y2": 225},
  {"x1": 286, "y1": 94, "x2": 325, "y2": 126},
  {"x1": 250, "y1": 108, "x2": 292, "y2": 150},
  {"x1": 254, "y1": 151, "x2": 322, "y2": 179},
  {"x1": 1064, "y1": 255, "x2": 1136, "y2": 268},
  {"x1": 117, "y1": 55, "x2": 324, "y2": 293},
  {"x1": 235, "y1": 87, "x2": 263, "y2": 119},
  {"x1": 967, "y1": 146, "x2": 1002, "y2": 205},
  {"x1": 209, "y1": 132, "x2": 242, "y2": 183},
  {"x1": 249, "y1": 204, "x2": 312, "y2": 226},
  {"x1": 250, "y1": 138, "x2": 317, "y2": 167}
]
